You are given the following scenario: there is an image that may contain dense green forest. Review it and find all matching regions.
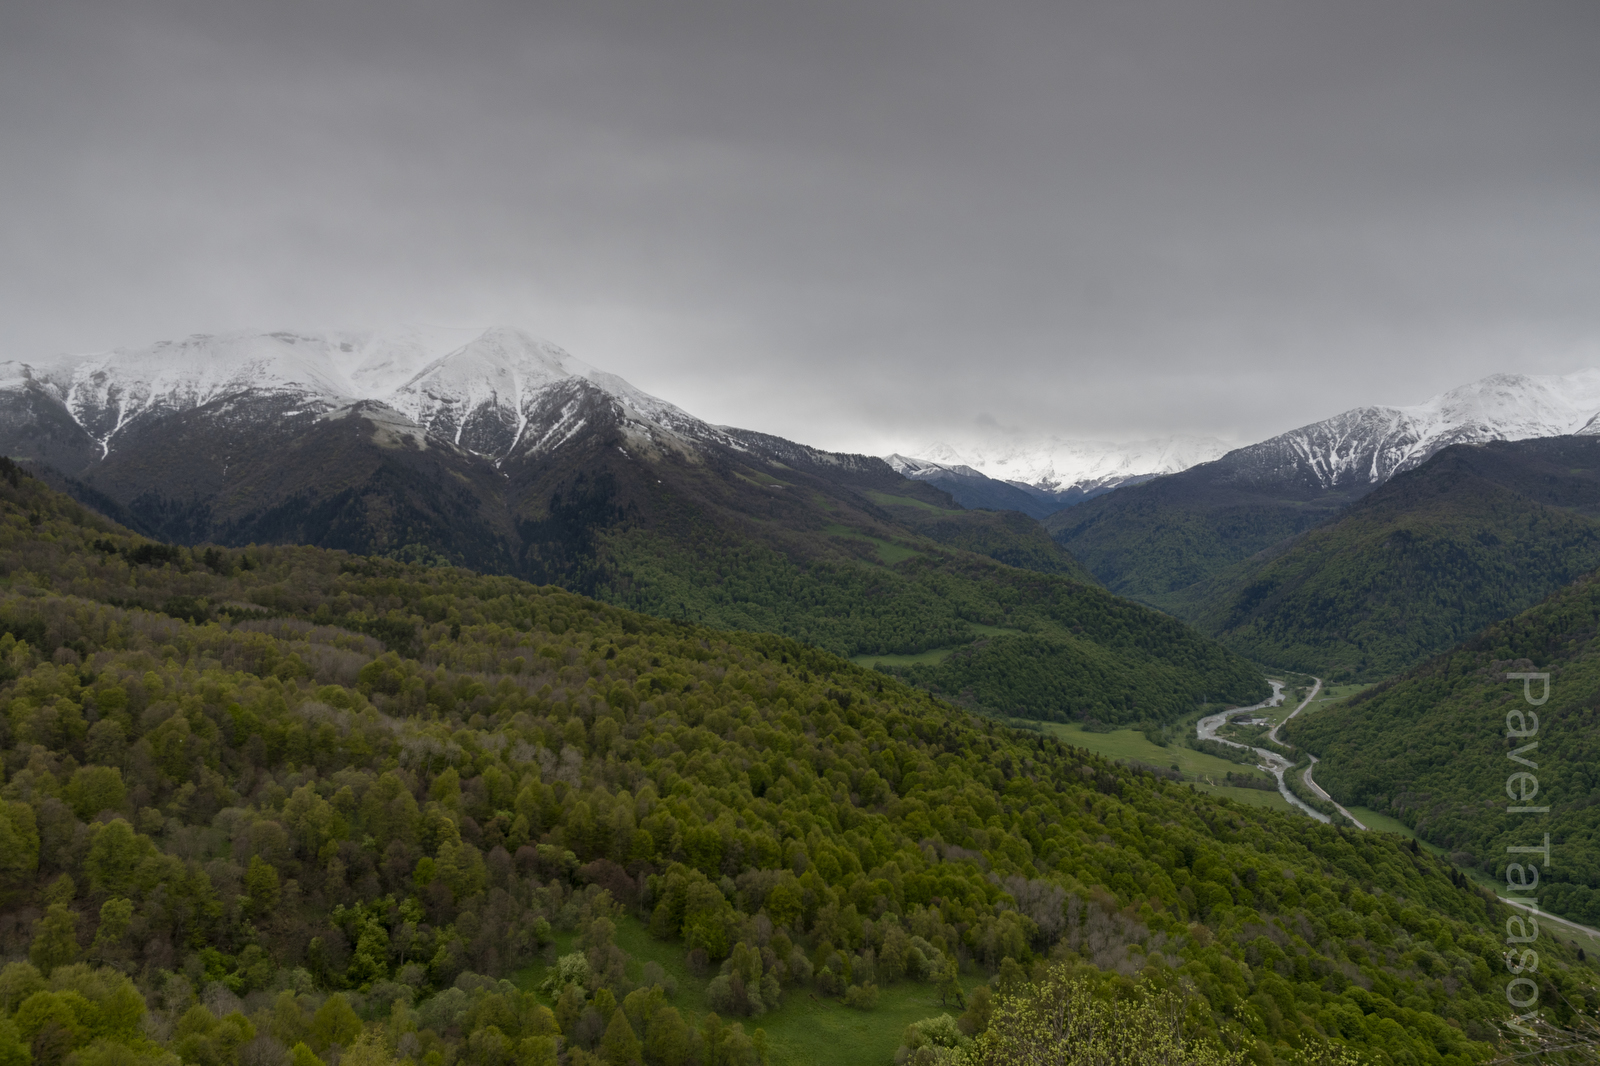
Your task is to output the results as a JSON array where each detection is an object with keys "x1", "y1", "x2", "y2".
[
  {"x1": 1167, "y1": 440, "x2": 1600, "y2": 680},
  {"x1": 1044, "y1": 464, "x2": 1366, "y2": 604},
  {"x1": 0, "y1": 461, "x2": 1593, "y2": 1066},
  {"x1": 867, "y1": 501, "x2": 1091, "y2": 582},
  {"x1": 879, "y1": 634, "x2": 1245, "y2": 724},
  {"x1": 601, "y1": 526, "x2": 1262, "y2": 725},
  {"x1": 1285, "y1": 566, "x2": 1600, "y2": 926}
]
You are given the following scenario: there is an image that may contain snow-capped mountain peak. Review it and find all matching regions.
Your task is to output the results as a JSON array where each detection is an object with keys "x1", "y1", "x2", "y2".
[
  {"x1": 1, "y1": 325, "x2": 709, "y2": 464},
  {"x1": 1251, "y1": 368, "x2": 1600, "y2": 490}
]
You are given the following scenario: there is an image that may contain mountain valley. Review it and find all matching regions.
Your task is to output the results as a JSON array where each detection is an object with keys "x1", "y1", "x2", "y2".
[
  {"x1": 1166, "y1": 437, "x2": 1600, "y2": 679},
  {"x1": 0, "y1": 454, "x2": 1590, "y2": 1066},
  {"x1": 0, "y1": 328, "x2": 1265, "y2": 727}
]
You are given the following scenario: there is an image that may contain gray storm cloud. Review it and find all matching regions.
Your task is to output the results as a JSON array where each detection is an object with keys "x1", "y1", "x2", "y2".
[{"x1": 2, "y1": 0, "x2": 1598, "y2": 453}]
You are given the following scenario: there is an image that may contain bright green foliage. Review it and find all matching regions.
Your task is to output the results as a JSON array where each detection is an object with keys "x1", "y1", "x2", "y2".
[
  {"x1": 89, "y1": 899, "x2": 132, "y2": 957},
  {"x1": 969, "y1": 970, "x2": 1245, "y2": 1065},
  {"x1": 0, "y1": 801, "x2": 39, "y2": 882},
  {"x1": 337, "y1": 1030, "x2": 393, "y2": 1066},
  {"x1": 1, "y1": 964, "x2": 148, "y2": 1066},
  {"x1": 243, "y1": 857, "x2": 280, "y2": 915},
  {"x1": 0, "y1": 1015, "x2": 28, "y2": 1066},
  {"x1": 309, "y1": 996, "x2": 360, "y2": 1052},
  {"x1": 0, "y1": 454, "x2": 1593, "y2": 1064},
  {"x1": 63, "y1": 767, "x2": 126, "y2": 821},
  {"x1": 1288, "y1": 568, "x2": 1600, "y2": 925},
  {"x1": 172, "y1": 1005, "x2": 255, "y2": 1066},
  {"x1": 28, "y1": 906, "x2": 79, "y2": 975},
  {"x1": 599, "y1": 1009, "x2": 642, "y2": 1066}
]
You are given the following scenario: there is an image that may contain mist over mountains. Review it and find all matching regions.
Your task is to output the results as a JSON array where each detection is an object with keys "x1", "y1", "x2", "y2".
[{"x1": 893, "y1": 367, "x2": 1600, "y2": 517}]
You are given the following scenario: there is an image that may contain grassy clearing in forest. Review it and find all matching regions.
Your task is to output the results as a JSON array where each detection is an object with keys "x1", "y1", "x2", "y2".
[
  {"x1": 851, "y1": 647, "x2": 957, "y2": 668},
  {"x1": 1193, "y1": 781, "x2": 1295, "y2": 812},
  {"x1": 1038, "y1": 721, "x2": 1293, "y2": 813},
  {"x1": 514, "y1": 915, "x2": 975, "y2": 1066},
  {"x1": 1041, "y1": 721, "x2": 1266, "y2": 781},
  {"x1": 1310, "y1": 681, "x2": 1373, "y2": 705}
]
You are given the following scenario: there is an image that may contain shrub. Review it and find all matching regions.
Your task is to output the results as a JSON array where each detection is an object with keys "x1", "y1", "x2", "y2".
[{"x1": 844, "y1": 983, "x2": 879, "y2": 1011}]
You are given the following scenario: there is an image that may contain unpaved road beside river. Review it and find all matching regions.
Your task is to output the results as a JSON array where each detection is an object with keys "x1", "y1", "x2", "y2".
[{"x1": 1195, "y1": 681, "x2": 1331, "y2": 822}]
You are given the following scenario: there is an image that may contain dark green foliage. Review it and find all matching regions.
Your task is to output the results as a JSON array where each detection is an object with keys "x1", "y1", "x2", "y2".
[
  {"x1": 0, "y1": 463, "x2": 1594, "y2": 1064},
  {"x1": 885, "y1": 634, "x2": 1250, "y2": 724},
  {"x1": 519, "y1": 471, "x2": 631, "y2": 594},
  {"x1": 1171, "y1": 439, "x2": 1600, "y2": 679},
  {"x1": 1047, "y1": 467, "x2": 1364, "y2": 602},
  {"x1": 1287, "y1": 566, "x2": 1600, "y2": 925},
  {"x1": 873, "y1": 502, "x2": 1095, "y2": 582},
  {"x1": 603, "y1": 528, "x2": 1265, "y2": 723}
]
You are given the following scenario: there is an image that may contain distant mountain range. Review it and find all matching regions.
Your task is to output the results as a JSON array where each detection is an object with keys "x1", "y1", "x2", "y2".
[
  {"x1": 886, "y1": 436, "x2": 1229, "y2": 518},
  {"x1": 0, "y1": 325, "x2": 1267, "y2": 722},
  {"x1": 1167, "y1": 435, "x2": 1600, "y2": 678},
  {"x1": 1049, "y1": 368, "x2": 1600, "y2": 605},
  {"x1": 12, "y1": 323, "x2": 1600, "y2": 688},
  {"x1": 891, "y1": 369, "x2": 1600, "y2": 520}
]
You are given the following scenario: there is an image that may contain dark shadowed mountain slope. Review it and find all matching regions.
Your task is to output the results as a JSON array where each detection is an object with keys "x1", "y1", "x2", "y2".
[
  {"x1": 1048, "y1": 371, "x2": 1600, "y2": 605},
  {"x1": 1044, "y1": 451, "x2": 1371, "y2": 604},
  {"x1": 1167, "y1": 437, "x2": 1600, "y2": 679}
]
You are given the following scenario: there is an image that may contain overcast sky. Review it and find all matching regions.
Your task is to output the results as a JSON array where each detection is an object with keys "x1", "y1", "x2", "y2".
[{"x1": 3, "y1": 0, "x2": 1598, "y2": 454}]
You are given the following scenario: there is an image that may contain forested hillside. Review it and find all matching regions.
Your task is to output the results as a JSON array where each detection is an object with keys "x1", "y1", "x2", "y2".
[
  {"x1": 1285, "y1": 566, "x2": 1600, "y2": 926},
  {"x1": 1044, "y1": 456, "x2": 1369, "y2": 604},
  {"x1": 27, "y1": 383, "x2": 1266, "y2": 726},
  {"x1": 1168, "y1": 439, "x2": 1600, "y2": 679},
  {"x1": 0, "y1": 460, "x2": 1593, "y2": 1065}
]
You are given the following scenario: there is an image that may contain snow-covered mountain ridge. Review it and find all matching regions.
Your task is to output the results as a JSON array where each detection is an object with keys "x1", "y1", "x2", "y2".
[
  {"x1": 891, "y1": 369, "x2": 1600, "y2": 508},
  {"x1": 1218, "y1": 369, "x2": 1600, "y2": 491},
  {"x1": 891, "y1": 435, "x2": 1232, "y2": 500},
  {"x1": 0, "y1": 325, "x2": 721, "y2": 465}
]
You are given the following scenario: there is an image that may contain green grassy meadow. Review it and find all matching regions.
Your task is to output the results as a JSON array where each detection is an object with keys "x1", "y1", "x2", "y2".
[
  {"x1": 1310, "y1": 681, "x2": 1372, "y2": 704},
  {"x1": 1036, "y1": 721, "x2": 1293, "y2": 813},
  {"x1": 514, "y1": 916, "x2": 976, "y2": 1066},
  {"x1": 850, "y1": 647, "x2": 957, "y2": 668}
]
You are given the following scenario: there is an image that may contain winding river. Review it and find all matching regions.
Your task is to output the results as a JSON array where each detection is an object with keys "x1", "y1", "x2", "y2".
[{"x1": 1195, "y1": 680, "x2": 1331, "y2": 822}]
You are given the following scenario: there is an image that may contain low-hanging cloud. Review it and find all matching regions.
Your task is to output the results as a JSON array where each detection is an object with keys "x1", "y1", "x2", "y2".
[{"x1": 3, "y1": 0, "x2": 1598, "y2": 454}]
